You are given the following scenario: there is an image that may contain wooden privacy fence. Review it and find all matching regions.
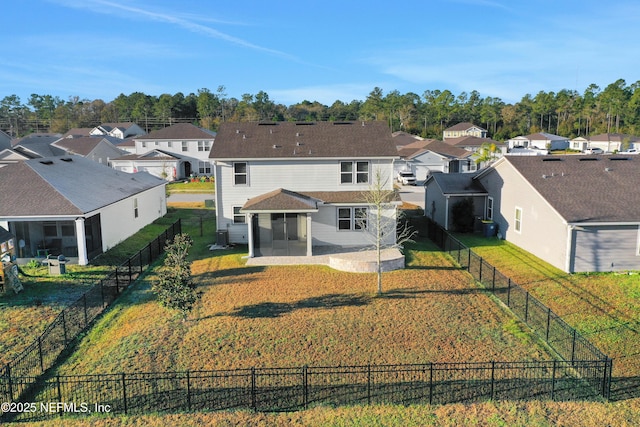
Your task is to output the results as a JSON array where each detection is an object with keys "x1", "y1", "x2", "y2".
[
  {"x1": 5, "y1": 360, "x2": 611, "y2": 421},
  {"x1": 0, "y1": 220, "x2": 182, "y2": 406}
]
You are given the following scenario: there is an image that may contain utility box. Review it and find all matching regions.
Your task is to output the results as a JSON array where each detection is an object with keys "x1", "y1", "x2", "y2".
[
  {"x1": 216, "y1": 230, "x2": 229, "y2": 246},
  {"x1": 47, "y1": 254, "x2": 67, "y2": 275}
]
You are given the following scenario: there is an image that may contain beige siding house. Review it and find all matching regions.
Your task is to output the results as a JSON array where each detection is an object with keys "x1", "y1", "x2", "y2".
[{"x1": 443, "y1": 123, "x2": 487, "y2": 140}]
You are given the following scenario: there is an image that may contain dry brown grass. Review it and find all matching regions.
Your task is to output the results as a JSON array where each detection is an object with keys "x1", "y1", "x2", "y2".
[
  {"x1": 8, "y1": 399, "x2": 640, "y2": 427},
  {"x1": 56, "y1": 245, "x2": 551, "y2": 376}
]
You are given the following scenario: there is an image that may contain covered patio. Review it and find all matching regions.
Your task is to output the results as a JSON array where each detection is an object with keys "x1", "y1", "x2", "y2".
[{"x1": 241, "y1": 189, "x2": 321, "y2": 258}]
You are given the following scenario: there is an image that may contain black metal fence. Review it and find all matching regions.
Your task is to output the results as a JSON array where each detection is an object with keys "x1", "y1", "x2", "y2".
[
  {"x1": 424, "y1": 218, "x2": 613, "y2": 393},
  {"x1": 0, "y1": 219, "x2": 182, "y2": 406},
  {"x1": 6, "y1": 359, "x2": 610, "y2": 421}
]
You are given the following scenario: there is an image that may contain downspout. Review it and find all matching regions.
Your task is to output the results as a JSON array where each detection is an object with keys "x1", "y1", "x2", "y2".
[
  {"x1": 565, "y1": 224, "x2": 574, "y2": 273},
  {"x1": 444, "y1": 196, "x2": 450, "y2": 230}
]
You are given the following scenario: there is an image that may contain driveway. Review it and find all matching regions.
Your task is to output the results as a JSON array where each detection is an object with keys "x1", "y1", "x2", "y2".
[{"x1": 397, "y1": 183, "x2": 424, "y2": 209}]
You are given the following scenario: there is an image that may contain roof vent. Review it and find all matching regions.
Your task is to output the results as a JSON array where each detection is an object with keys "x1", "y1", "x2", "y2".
[
  {"x1": 296, "y1": 132, "x2": 300, "y2": 137},
  {"x1": 236, "y1": 129, "x2": 240, "y2": 134},
  {"x1": 542, "y1": 158, "x2": 562, "y2": 162},
  {"x1": 609, "y1": 157, "x2": 629, "y2": 161},
  {"x1": 39, "y1": 160, "x2": 54, "y2": 165},
  {"x1": 295, "y1": 122, "x2": 315, "y2": 125},
  {"x1": 60, "y1": 157, "x2": 73, "y2": 162},
  {"x1": 579, "y1": 157, "x2": 598, "y2": 161},
  {"x1": 605, "y1": 167, "x2": 613, "y2": 172},
  {"x1": 296, "y1": 141, "x2": 304, "y2": 146},
  {"x1": 242, "y1": 134, "x2": 246, "y2": 140},
  {"x1": 333, "y1": 121, "x2": 353, "y2": 125},
  {"x1": 273, "y1": 144, "x2": 281, "y2": 149}
]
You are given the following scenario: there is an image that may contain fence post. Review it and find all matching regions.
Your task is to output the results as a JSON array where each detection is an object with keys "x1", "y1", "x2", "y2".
[
  {"x1": 56, "y1": 375, "x2": 62, "y2": 416},
  {"x1": 6, "y1": 364, "x2": 13, "y2": 402},
  {"x1": 492, "y1": 267, "x2": 496, "y2": 292},
  {"x1": 551, "y1": 360, "x2": 557, "y2": 400},
  {"x1": 115, "y1": 269, "x2": 120, "y2": 294},
  {"x1": 570, "y1": 329, "x2": 577, "y2": 363},
  {"x1": 507, "y1": 278, "x2": 512, "y2": 307},
  {"x1": 251, "y1": 367, "x2": 256, "y2": 411},
  {"x1": 122, "y1": 373, "x2": 128, "y2": 415},
  {"x1": 603, "y1": 358, "x2": 613, "y2": 400},
  {"x1": 524, "y1": 292, "x2": 530, "y2": 323},
  {"x1": 467, "y1": 250, "x2": 471, "y2": 271},
  {"x1": 545, "y1": 308, "x2": 551, "y2": 341},
  {"x1": 83, "y1": 294, "x2": 88, "y2": 328},
  {"x1": 457, "y1": 241, "x2": 461, "y2": 264},
  {"x1": 490, "y1": 361, "x2": 495, "y2": 400},
  {"x1": 128, "y1": 258, "x2": 133, "y2": 284},
  {"x1": 479, "y1": 257, "x2": 483, "y2": 282},
  {"x1": 302, "y1": 365, "x2": 308, "y2": 410},
  {"x1": 186, "y1": 371, "x2": 191, "y2": 411},
  {"x1": 428, "y1": 363, "x2": 433, "y2": 405},
  {"x1": 61, "y1": 311, "x2": 68, "y2": 346},
  {"x1": 367, "y1": 364, "x2": 372, "y2": 405},
  {"x1": 38, "y1": 336, "x2": 44, "y2": 373}
]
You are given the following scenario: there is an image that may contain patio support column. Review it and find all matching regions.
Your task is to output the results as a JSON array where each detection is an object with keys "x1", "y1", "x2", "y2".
[
  {"x1": 247, "y1": 213, "x2": 254, "y2": 258},
  {"x1": 306, "y1": 213, "x2": 312, "y2": 256},
  {"x1": 75, "y1": 217, "x2": 88, "y2": 265}
]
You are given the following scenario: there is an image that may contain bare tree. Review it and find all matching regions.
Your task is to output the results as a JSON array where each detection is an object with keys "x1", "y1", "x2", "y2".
[{"x1": 357, "y1": 168, "x2": 415, "y2": 294}]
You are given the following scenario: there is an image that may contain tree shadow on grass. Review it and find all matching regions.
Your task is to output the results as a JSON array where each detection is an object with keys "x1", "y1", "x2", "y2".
[
  {"x1": 194, "y1": 266, "x2": 266, "y2": 287},
  {"x1": 229, "y1": 293, "x2": 372, "y2": 319},
  {"x1": 380, "y1": 286, "x2": 489, "y2": 300},
  {"x1": 610, "y1": 376, "x2": 640, "y2": 401}
]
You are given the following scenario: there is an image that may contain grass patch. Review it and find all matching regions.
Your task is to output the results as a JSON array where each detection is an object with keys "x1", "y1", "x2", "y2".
[
  {"x1": 52, "y1": 234, "x2": 552, "y2": 375},
  {"x1": 166, "y1": 180, "x2": 214, "y2": 193},
  {"x1": 6, "y1": 399, "x2": 640, "y2": 426},
  {"x1": 454, "y1": 233, "x2": 640, "y2": 379}
]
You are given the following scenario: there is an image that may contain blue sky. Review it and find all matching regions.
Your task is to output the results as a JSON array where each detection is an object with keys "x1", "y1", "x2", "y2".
[{"x1": 2, "y1": 0, "x2": 639, "y2": 106}]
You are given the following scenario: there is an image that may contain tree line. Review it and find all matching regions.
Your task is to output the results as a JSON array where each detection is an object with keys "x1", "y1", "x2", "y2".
[{"x1": 2, "y1": 79, "x2": 640, "y2": 140}]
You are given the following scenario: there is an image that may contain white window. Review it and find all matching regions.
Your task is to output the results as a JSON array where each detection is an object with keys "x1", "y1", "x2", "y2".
[
  {"x1": 515, "y1": 207, "x2": 522, "y2": 233},
  {"x1": 337, "y1": 207, "x2": 368, "y2": 231},
  {"x1": 198, "y1": 140, "x2": 211, "y2": 152},
  {"x1": 181, "y1": 141, "x2": 188, "y2": 152},
  {"x1": 340, "y1": 161, "x2": 369, "y2": 184},
  {"x1": 233, "y1": 162, "x2": 248, "y2": 185},
  {"x1": 199, "y1": 161, "x2": 211, "y2": 174},
  {"x1": 487, "y1": 197, "x2": 494, "y2": 220},
  {"x1": 141, "y1": 141, "x2": 147, "y2": 148},
  {"x1": 167, "y1": 141, "x2": 173, "y2": 148},
  {"x1": 233, "y1": 206, "x2": 246, "y2": 224}
]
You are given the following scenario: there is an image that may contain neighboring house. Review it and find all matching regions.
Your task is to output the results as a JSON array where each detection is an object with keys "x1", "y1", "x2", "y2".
[
  {"x1": 445, "y1": 135, "x2": 505, "y2": 153},
  {"x1": 426, "y1": 154, "x2": 640, "y2": 272},
  {"x1": 587, "y1": 133, "x2": 640, "y2": 153},
  {"x1": 132, "y1": 123, "x2": 216, "y2": 178},
  {"x1": 90, "y1": 122, "x2": 145, "y2": 139},
  {"x1": 117, "y1": 138, "x2": 137, "y2": 154},
  {"x1": 475, "y1": 155, "x2": 640, "y2": 273},
  {"x1": 570, "y1": 136, "x2": 589, "y2": 152},
  {"x1": 0, "y1": 155, "x2": 167, "y2": 265},
  {"x1": 111, "y1": 149, "x2": 185, "y2": 181},
  {"x1": 507, "y1": 132, "x2": 569, "y2": 151},
  {"x1": 443, "y1": 122, "x2": 487, "y2": 140},
  {"x1": 61, "y1": 128, "x2": 93, "y2": 138},
  {"x1": 398, "y1": 139, "x2": 476, "y2": 181},
  {"x1": 11, "y1": 133, "x2": 64, "y2": 158},
  {"x1": 209, "y1": 121, "x2": 401, "y2": 257},
  {"x1": 392, "y1": 131, "x2": 424, "y2": 148},
  {"x1": 52, "y1": 135, "x2": 127, "y2": 166},
  {"x1": 424, "y1": 172, "x2": 488, "y2": 231}
]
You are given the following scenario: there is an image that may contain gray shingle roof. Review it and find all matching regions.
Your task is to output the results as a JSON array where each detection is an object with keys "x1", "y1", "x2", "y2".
[
  {"x1": 210, "y1": 121, "x2": 398, "y2": 159},
  {"x1": 428, "y1": 172, "x2": 487, "y2": 195},
  {"x1": 0, "y1": 155, "x2": 165, "y2": 216},
  {"x1": 136, "y1": 123, "x2": 216, "y2": 140},
  {"x1": 444, "y1": 122, "x2": 486, "y2": 132},
  {"x1": 499, "y1": 155, "x2": 640, "y2": 223}
]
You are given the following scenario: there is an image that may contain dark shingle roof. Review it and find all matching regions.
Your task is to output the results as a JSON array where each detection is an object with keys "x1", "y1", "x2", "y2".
[
  {"x1": 499, "y1": 155, "x2": 640, "y2": 223},
  {"x1": 428, "y1": 172, "x2": 487, "y2": 195},
  {"x1": 445, "y1": 136, "x2": 503, "y2": 148},
  {"x1": 210, "y1": 121, "x2": 398, "y2": 159},
  {"x1": 137, "y1": 123, "x2": 216, "y2": 140},
  {"x1": 52, "y1": 136, "x2": 122, "y2": 156}
]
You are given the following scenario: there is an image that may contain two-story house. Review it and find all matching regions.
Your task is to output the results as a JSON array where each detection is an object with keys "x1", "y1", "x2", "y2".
[
  {"x1": 90, "y1": 122, "x2": 145, "y2": 140},
  {"x1": 210, "y1": 121, "x2": 400, "y2": 257},
  {"x1": 443, "y1": 123, "x2": 487, "y2": 140},
  {"x1": 51, "y1": 135, "x2": 127, "y2": 166},
  {"x1": 112, "y1": 123, "x2": 216, "y2": 180}
]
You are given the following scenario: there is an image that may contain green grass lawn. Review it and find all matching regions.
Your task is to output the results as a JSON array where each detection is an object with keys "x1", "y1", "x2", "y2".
[
  {"x1": 166, "y1": 180, "x2": 214, "y2": 193},
  {"x1": 454, "y1": 234, "x2": 640, "y2": 392}
]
